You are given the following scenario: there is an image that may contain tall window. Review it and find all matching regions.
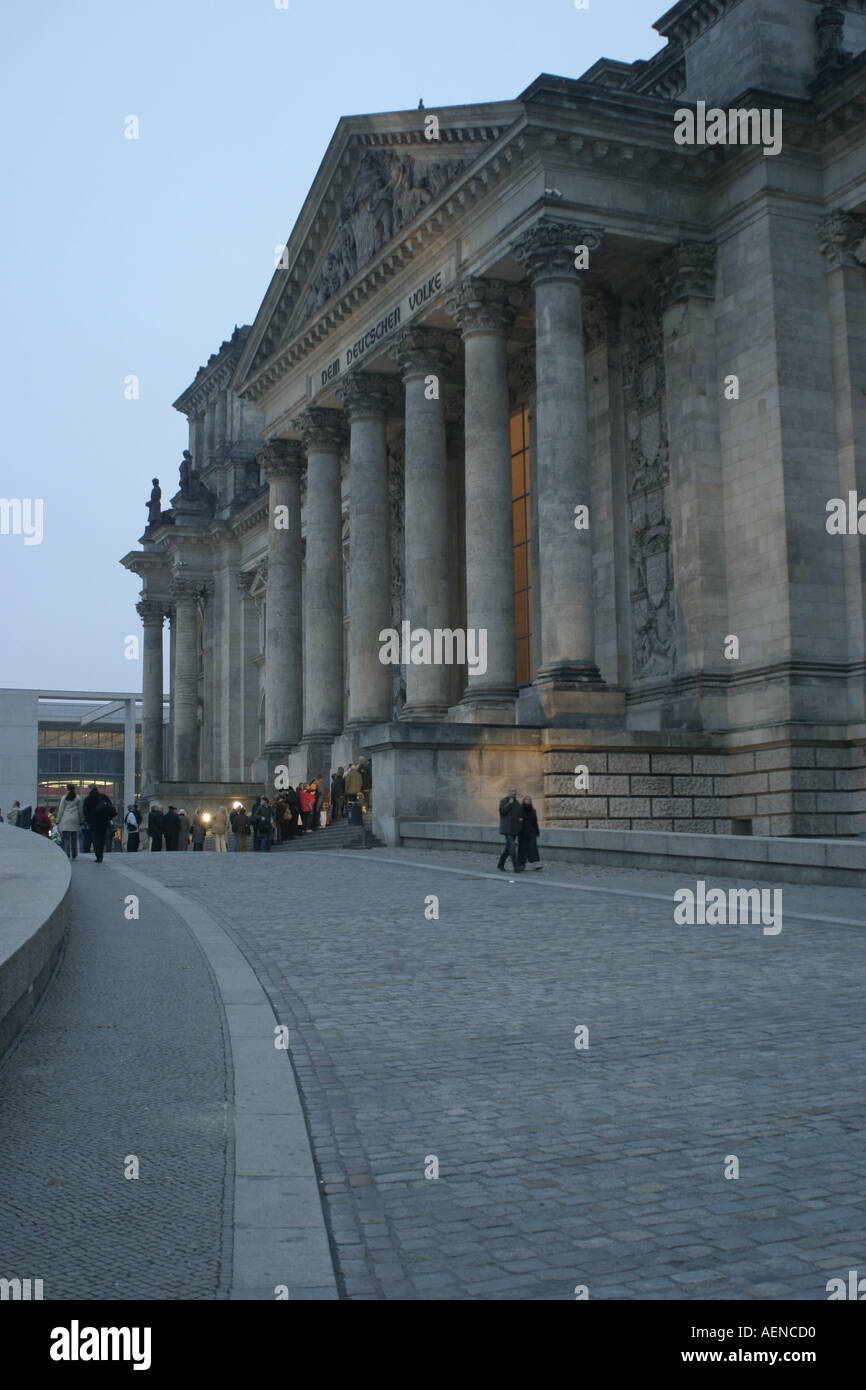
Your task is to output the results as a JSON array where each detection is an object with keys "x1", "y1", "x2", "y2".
[{"x1": 510, "y1": 404, "x2": 533, "y2": 685}]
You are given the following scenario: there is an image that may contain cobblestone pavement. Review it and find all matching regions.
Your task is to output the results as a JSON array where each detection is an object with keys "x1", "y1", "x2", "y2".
[
  {"x1": 115, "y1": 844, "x2": 865, "y2": 1300},
  {"x1": 0, "y1": 860, "x2": 231, "y2": 1299}
]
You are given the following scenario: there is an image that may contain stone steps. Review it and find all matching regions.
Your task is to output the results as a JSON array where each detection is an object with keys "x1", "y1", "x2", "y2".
[{"x1": 272, "y1": 820, "x2": 384, "y2": 852}]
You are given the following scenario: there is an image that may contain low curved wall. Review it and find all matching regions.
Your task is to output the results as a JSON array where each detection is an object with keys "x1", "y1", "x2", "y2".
[{"x1": 0, "y1": 825, "x2": 70, "y2": 1061}]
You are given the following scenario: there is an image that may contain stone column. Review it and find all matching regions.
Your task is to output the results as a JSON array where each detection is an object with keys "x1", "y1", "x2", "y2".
[
  {"x1": 657, "y1": 243, "x2": 728, "y2": 708},
  {"x1": 136, "y1": 599, "x2": 165, "y2": 798},
  {"x1": 390, "y1": 327, "x2": 457, "y2": 718},
  {"x1": 171, "y1": 576, "x2": 202, "y2": 783},
  {"x1": 261, "y1": 439, "x2": 305, "y2": 758},
  {"x1": 295, "y1": 407, "x2": 347, "y2": 769},
  {"x1": 444, "y1": 277, "x2": 518, "y2": 718},
  {"x1": 512, "y1": 221, "x2": 604, "y2": 713},
  {"x1": 336, "y1": 372, "x2": 394, "y2": 727}
]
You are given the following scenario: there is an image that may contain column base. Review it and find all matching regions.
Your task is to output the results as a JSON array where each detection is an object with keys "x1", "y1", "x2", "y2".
[
  {"x1": 533, "y1": 670, "x2": 626, "y2": 728},
  {"x1": 399, "y1": 701, "x2": 450, "y2": 722},
  {"x1": 294, "y1": 734, "x2": 339, "y2": 782},
  {"x1": 447, "y1": 687, "x2": 517, "y2": 726},
  {"x1": 260, "y1": 743, "x2": 299, "y2": 794}
]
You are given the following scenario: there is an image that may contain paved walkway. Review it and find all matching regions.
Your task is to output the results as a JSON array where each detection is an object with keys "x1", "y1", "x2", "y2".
[
  {"x1": 0, "y1": 859, "x2": 231, "y2": 1299},
  {"x1": 1, "y1": 843, "x2": 862, "y2": 1299}
]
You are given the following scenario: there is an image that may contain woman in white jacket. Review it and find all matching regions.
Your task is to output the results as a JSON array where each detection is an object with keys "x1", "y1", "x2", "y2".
[{"x1": 55, "y1": 783, "x2": 83, "y2": 860}]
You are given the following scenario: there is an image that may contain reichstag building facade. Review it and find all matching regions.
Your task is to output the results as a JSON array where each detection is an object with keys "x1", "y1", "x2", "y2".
[{"x1": 122, "y1": 0, "x2": 866, "y2": 843}]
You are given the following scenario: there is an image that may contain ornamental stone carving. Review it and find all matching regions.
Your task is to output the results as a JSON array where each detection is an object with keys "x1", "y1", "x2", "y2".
[
  {"x1": 511, "y1": 218, "x2": 603, "y2": 283},
  {"x1": 444, "y1": 277, "x2": 517, "y2": 336},
  {"x1": 136, "y1": 598, "x2": 165, "y2": 626},
  {"x1": 654, "y1": 242, "x2": 717, "y2": 308},
  {"x1": 300, "y1": 150, "x2": 468, "y2": 324},
  {"x1": 293, "y1": 406, "x2": 348, "y2": 453},
  {"x1": 335, "y1": 370, "x2": 398, "y2": 420},
  {"x1": 621, "y1": 291, "x2": 677, "y2": 682},
  {"x1": 389, "y1": 325, "x2": 458, "y2": 380},
  {"x1": 818, "y1": 211, "x2": 866, "y2": 271},
  {"x1": 258, "y1": 437, "x2": 305, "y2": 480}
]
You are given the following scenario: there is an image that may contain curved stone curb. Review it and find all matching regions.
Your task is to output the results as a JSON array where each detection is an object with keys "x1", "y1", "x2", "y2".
[
  {"x1": 0, "y1": 825, "x2": 70, "y2": 1062},
  {"x1": 109, "y1": 862, "x2": 338, "y2": 1300}
]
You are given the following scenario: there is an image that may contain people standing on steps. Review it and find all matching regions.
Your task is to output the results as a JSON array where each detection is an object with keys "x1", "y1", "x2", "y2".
[
  {"x1": 125, "y1": 803, "x2": 141, "y2": 852},
  {"x1": 345, "y1": 763, "x2": 362, "y2": 805},
  {"x1": 256, "y1": 797, "x2": 273, "y2": 851},
  {"x1": 497, "y1": 788, "x2": 524, "y2": 873}
]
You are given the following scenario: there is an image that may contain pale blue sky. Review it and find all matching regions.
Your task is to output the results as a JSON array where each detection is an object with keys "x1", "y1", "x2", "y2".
[{"x1": 1, "y1": 0, "x2": 664, "y2": 691}]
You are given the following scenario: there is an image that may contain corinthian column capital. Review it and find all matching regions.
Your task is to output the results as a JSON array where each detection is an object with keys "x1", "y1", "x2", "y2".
[
  {"x1": 389, "y1": 325, "x2": 458, "y2": 380},
  {"x1": 335, "y1": 370, "x2": 398, "y2": 421},
  {"x1": 293, "y1": 406, "x2": 348, "y2": 453},
  {"x1": 136, "y1": 598, "x2": 165, "y2": 626},
  {"x1": 444, "y1": 277, "x2": 517, "y2": 336},
  {"x1": 170, "y1": 574, "x2": 210, "y2": 604},
  {"x1": 512, "y1": 218, "x2": 603, "y2": 284},
  {"x1": 258, "y1": 437, "x2": 305, "y2": 482}
]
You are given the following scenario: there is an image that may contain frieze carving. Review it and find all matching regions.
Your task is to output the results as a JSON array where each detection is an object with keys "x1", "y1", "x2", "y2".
[
  {"x1": 621, "y1": 291, "x2": 677, "y2": 681},
  {"x1": 299, "y1": 150, "x2": 468, "y2": 325}
]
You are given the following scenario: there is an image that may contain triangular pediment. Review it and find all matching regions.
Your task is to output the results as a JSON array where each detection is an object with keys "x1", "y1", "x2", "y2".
[{"x1": 235, "y1": 103, "x2": 520, "y2": 390}]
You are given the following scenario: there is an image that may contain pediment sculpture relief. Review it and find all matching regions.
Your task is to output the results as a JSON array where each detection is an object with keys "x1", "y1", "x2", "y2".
[{"x1": 299, "y1": 150, "x2": 467, "y2": 325}]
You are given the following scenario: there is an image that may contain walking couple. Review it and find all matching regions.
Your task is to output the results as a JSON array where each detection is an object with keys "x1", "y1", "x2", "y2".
[{"x1": 497, "y1": 789, "x2": 541, "y2": 874}]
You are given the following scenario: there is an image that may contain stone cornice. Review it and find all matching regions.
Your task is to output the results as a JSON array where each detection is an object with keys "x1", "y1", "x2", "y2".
[
  {"x1": 258, "y1": 438, "x2": 305, "y2": 481},
  {"x1": 654, "y1": 0, "x2": 743, "y2": 48},
  {"x1": 173, "y1": 325, "x2": 250, "y2": 419},
  {"x1": 445, "y1": 277, "x2": 518, "y2": 336},
  {"x1": 335, "y1": 370, "x2": 399, "y2": 420},
  {"x1": 294, "y1": 406, "x2": 348, "y2": 452},
  {"x1": 511, "y1": 218, "x2": 603, "y2": 284},
  {"x1": 389, "y1": 325, "x2": 458, "y2": 379}
]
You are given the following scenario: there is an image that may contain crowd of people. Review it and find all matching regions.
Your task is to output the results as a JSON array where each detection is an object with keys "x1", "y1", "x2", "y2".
[{"x1": 0, "y1": 759, "x2": 374, "y2": 860}]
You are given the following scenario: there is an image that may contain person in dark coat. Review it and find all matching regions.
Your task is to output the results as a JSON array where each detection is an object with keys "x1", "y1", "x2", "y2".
[
  {"x1": 162, "y1": 806, "x2": 180, "y2": 851},
  {"x1": 148, "y1": 803, "x2": 164, "y2": 852},
  {"x1": 17, "y1": 804, "x2": 32, "y2": 831},
  {"x1": 84, "y1": 788, "x2": 116, "y2": 863},
  {"x1": 285, "y1": 785, "x2": 301, "y2": 837},
  {"x1": 330, "y1": 768, "x2": 346, "y2": 821},
  {"x1": 31, "y1": 805, "x2": 52, "y2": 837},
  {"x1": 250, "y1": 797, "x2": 262, "y2": 851},
  {"x1": 256, "y1": 797, "x2": 273, "y2": 851},
  {"x1": 518, "y1": 796, "x2": 542, "y2": 870},
  {"x1": 497, "y1": 788, "x2": 524, "y2": 873}
]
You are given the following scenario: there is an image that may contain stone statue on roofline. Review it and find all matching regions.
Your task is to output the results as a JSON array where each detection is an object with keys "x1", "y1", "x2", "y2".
[{"x1": 146, "y1": 478, "x2": 161, "y2": 527}]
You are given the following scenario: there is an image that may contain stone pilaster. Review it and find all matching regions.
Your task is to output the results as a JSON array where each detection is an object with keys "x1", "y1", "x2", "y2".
[
  {"x1": 260, "y1": 439, "x2": 305, "y2": 757},
  {"x1": 136, "y1": 598, "x2": 165, "y2": 798},
  {"x1": 819, "y1": 212, "x2": 866, "y2": 693},
  {"x1": 444, "y1": 276, "x2": 518, "y2": 720},
  {"x1": 512, "y1": 219, "x2": 621, "y2": 725},
  {"x1": 295, "y1": 407, "x2": 347, "y2": 771},
  {"x1": 336, "y1": 372, "x2": 396, "y2": 728},
  {"x1": 655, "y1": 242, "x2": 728, "y2": 695},
  {"x1": 170, "y1": 575, "x2": 204, "y2": 783},
  {"x1": 390, "y1": 327, "x2": 458, "y2": 719}
]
